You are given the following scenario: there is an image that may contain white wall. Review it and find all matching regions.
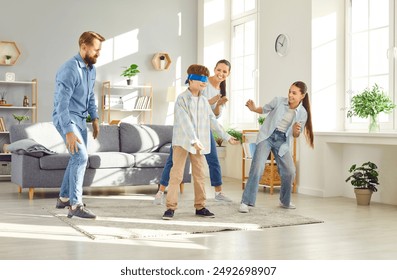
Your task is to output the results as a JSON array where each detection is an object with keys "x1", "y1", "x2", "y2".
[
  {"x1": 258, "y1": 0, "x2": 312, "y2": 104},
  {"x1": 0, "y1": 0, "x2": 198, "y2": 124}
]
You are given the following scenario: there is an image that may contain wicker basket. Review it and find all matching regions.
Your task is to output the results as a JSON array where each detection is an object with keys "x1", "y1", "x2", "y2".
[
  {"x1": 0, "y1": 161, "x2": 11, "y2": 175},
  {"x1": 259, "y1": 162, "x2": 281, "y2": 185}
]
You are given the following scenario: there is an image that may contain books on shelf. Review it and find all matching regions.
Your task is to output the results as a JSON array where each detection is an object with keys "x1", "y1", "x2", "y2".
[
  {"x1": 0, "y1": 117, "x2": 6, "y2": 132},
  {"x1": 242, "y1": 142, "x2": 256, "y2": 159},
  {"x1": 103, "y1": 94, "x2": 151, "y2": 110}
]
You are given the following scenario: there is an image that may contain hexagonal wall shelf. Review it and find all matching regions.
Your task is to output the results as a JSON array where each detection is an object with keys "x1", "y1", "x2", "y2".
[
  {"x1": 152, "y1": 52, "x2": 171, "y2": 71},
  {"x1": 0, "y1": 41, "x2": 21, "y2": 66}
]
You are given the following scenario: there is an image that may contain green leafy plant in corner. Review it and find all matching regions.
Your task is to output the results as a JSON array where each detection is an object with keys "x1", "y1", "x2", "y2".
[
  {"x1": 5, "y1": 55, "x2": 11, "y2": 60},
  {"x1": 226, "y1": 128, "x2": 243, "y2": 144},
  {"x1": 13, "y1": 114, "x2": 30, "y2": 124},
  {"x1": 347, "y1": 84, "x2": 396, "y2": 119},
  {"x1": 121, "y1": 64, "x2": 140, "y2": 79},
  {"x1": 345, "y1": 161, "x2": 379, "y2": 192}
]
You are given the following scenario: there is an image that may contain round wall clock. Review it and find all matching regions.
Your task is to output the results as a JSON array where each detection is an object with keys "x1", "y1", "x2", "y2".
[
  {"x1": 275, "y1": 34, "x2": 289, "y2": 57},
  {"x1": 5, "y1": 72, "x2": 15, "y2": 82}
]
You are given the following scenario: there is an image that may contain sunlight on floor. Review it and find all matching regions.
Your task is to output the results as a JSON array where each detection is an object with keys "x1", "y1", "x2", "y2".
[{"x1": 0, "y1": 221, "x2": 208, "y2": 250}]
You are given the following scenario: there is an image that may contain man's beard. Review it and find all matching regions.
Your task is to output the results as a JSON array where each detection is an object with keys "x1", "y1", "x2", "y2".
[{"x1": 84, "y1": 54, "x2": 97, "y2": 66}]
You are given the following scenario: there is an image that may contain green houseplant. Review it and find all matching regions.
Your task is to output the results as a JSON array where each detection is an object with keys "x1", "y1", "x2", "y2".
[
  {"x1": 345, "y1": 161, "x2": 379, "y2": 205},
  {"x1": 13, "y1": 114, "x2": 30, "y2": 124},
  {"x1": 121, "y1": 64, "x2": 140, "y2": 85},
  {"x1": 258, "y1": 116, "x2": 265, "y2": 126},
  {"x1": 226, "y1": 128, "x2": 243, "y2": 144},
  {"x1": 347, "y1": 84, "x2": 396, "y2": 132}
]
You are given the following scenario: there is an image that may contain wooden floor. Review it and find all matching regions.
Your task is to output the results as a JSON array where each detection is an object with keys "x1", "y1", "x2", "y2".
[{"x1": 1, "y1": 177, "x2": 397, "y2": 260}]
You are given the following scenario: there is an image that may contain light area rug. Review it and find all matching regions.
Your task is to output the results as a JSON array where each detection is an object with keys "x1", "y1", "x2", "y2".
[{"x1": 48, "y1": 196, "x2": 323, "y2": 240}]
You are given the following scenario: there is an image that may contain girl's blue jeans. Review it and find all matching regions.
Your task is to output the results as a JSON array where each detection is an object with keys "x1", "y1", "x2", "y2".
[{"x1": 241, "y1": 129, "x2": 295, "y2": 206}]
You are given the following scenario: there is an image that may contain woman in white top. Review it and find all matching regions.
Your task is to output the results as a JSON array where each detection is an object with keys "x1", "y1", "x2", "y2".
[{"x1": 154, "y1": 60, "x2": 232, "y2": 204}]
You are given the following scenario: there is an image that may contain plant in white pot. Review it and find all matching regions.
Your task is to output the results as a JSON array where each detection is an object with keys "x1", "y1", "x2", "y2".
[
  {"x1": 345, "y1": 161, "x2": 379, "y2": 206},
  {"x1": 5, "y1": 55, "x2": 11, "y2": 64},
  {"x1": 347, "y1": 84, "x2": 396, "y2": 132},
  {"x1": 121, "y1": 64, "x2": 140, "y2": 85}
]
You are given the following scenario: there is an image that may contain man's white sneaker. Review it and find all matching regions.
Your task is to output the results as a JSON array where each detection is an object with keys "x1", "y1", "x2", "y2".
[
  {"x1": 239, "y1": 203, "x2": 249, "y2": 213},
  {"x1": 279, "y1": 202, "x2": 296, "y2": 209},
  {"x1": 153, "y1": 191, "x2": 164, "y2": 205},
  {"x1": 215, "y1": 192, "x2": 233, "y2": 202}
]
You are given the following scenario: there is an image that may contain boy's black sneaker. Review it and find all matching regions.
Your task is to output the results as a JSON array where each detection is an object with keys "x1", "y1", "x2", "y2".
[
  {"x1": 195, "y1": 207, "x2": 215, "y2": 218},
  {"x1": 162, "y1": 209, "x2": 174, "y2": 220}
]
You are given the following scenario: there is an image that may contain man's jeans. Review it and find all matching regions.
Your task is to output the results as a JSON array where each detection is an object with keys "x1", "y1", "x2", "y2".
[
  {"x1": 160, "y1": 132, "x2": 222, "y2": 187},
  {"x1": 241, "y1": 129, "x2": 295, "y2": 206},
  {"x1": 56, "y1": 123, "x2": 88, "y2": 206}
]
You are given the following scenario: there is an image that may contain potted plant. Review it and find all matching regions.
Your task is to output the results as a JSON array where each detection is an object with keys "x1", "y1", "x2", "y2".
[
  {"x1": 226, "y1": 128, "x2": 243, "y2": 143},
  {"x1": 121, "y1": 64, "x2": 140, "y2": 85},
  {"x1": 13, "y1": 114, "x2": 30, "y2": 124},
  {"x1": 347, "y1": 84, "x2": 396, "y2": 132},
  {"x1": 5, "y1": 55, "x2": 11, "y2": 64},
  {"x1": 212, "y1": 131, "x2": 224, "y2": 147},
  {"x1": 345, "y1": 161, "x2": 379, "y2": 205}
]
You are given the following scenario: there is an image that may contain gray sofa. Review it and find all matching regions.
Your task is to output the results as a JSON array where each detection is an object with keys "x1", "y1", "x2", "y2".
[{"x1": 9, "y1": 122, "x2": 191, "y2": 199}]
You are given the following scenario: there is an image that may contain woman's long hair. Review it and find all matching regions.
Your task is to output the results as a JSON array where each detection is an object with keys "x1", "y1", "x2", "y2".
[
  {"x1": 215, "y1": 59, "x2": 231, "y2": 97},
  {"x1": 292, "y1": 81, "x2": 314, "y2": 148}
]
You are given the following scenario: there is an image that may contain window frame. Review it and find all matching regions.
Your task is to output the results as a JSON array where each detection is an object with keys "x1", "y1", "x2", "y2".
[
  {"x1": 229, "y1": 2, "x2": 259, "y2": 130},
  {"x1": 345, "y1": 0, "x2": 396, "y2": 131}
]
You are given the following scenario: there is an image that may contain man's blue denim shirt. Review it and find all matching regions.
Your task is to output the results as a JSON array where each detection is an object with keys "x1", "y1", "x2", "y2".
[{"x1": 52, "y1": 53, "x2": 99, "y2": 135}]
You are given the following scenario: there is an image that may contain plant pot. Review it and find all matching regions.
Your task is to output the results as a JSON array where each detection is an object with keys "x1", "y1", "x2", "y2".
[
  {"x1": 354, "y1": 188, "x2": 373, "y2": 205},
  {"x1": 216, "y1": 146, "x2": 226, "y2": 158},
  {"x1": 5, "y1": 59, "x2": 11, "y2": 65},
  {"x1": 126, "y1": 79, "x2": 131, "y2": 85}
]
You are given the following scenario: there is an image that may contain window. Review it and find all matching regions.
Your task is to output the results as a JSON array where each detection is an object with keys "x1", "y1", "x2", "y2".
[
  {"x1": 346, "y1": 0, "x2": 395, "y2": 130},
  {"x1": 230, "y1": 0, "x2": 258, "y2": 129}
]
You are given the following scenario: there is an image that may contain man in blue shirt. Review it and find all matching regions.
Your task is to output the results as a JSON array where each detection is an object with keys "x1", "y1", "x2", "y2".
[{"x1": 53, "y1": 31, "x2": 105, "y2": 219}]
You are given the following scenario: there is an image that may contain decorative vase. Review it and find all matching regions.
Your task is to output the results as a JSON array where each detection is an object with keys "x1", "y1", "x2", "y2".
[
  {"x1": 23, "y1": 96, "x2": 29, "y2": 107},
  {"x1": 354, "y1": 188, "x2": 373, "y2": 206},
  {"x1": 368, "y1": 114, "x2": 380, "y2": 133}
]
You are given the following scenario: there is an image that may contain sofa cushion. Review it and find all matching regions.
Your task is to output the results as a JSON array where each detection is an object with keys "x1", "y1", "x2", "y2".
[
  {"x1": 133, "y1": 152, "x2": 170, "y2": 168},
  {"x1": 89, "y1": 152, "x2": 135, "y2": 169},
  {"x1": 7, "y1": 138, "x2": 56, "y2": 158},
  {"x1": 87, "y1": 124, "x2": 120, "y2": 153},
  {"x1": 39, "y1": 154, "x2": 76, "y2": 170},
  {"x1": 10, "y1": 122, "x2": 67, "y2": 153},
  {"x1": 119, "y1": 123, "x2": 172, "y2": 153},
  {"x1": 159, "y1": 143, "x2": 171, "y2": 153}
]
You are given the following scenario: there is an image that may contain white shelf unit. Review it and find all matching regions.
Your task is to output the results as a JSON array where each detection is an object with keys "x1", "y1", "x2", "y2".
[
  {"x1": 101, "y1": 81, "x2": 152, "y2": 124},
  {"x1": 0, "y1": 79, "x2": 38, "y2": 178}
]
